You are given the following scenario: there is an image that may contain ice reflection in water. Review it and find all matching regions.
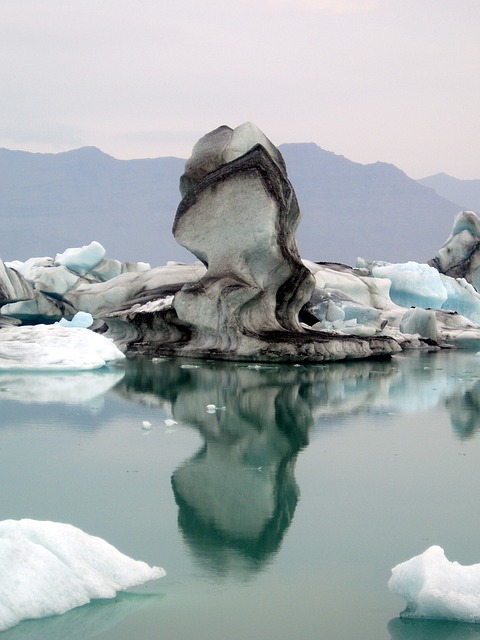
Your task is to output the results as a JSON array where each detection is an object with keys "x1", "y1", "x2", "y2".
[
  {"x1": 115, "y1": 351, "x2": 480, "y2": 582},
  {"x1": 388, "y1": 617, "x2": 480, "y2": 639}
]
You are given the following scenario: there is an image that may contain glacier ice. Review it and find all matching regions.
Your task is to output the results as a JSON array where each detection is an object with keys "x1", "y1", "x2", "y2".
[
  {"x1": 389, "y1": 546, "x2": 480, "y2": 623},
  {"x1": 0, "y1": 324, "x2": 124, "y2": 370},
  {"x1": 2, "y1": 126, "x2": 480, "y2": 362},
  {"x1": 0, "y1": 519, "x2": 165, "y2": 632},
  {"x1": 362, "y1": 260, "x2": 449, "y2": 309},
  {"x1": 55, "y1": 241, "x2": 106, "y2": 275},
  {"x1": 57, "y1": 311, "x2": 94, "y2": 328}
]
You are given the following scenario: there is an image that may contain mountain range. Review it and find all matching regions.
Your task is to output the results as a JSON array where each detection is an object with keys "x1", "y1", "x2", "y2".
[{"x1": 0, "y1": 144, "x2": 476, "y2": 268}]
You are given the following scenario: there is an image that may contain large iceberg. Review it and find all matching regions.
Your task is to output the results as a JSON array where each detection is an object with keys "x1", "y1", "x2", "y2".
[
  {"x1": 0, "y1": 519, "x2": 165, "y2": 632},
  {"x1": 389, "y1": 546, "x2": 480, "y2": 623},
  {"x1": 2, "y1": 124, "x2": 480, "y2": 362}
]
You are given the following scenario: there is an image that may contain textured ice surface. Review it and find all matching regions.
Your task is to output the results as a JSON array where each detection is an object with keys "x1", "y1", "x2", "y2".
[
  {"x1": 0, "y1": 519, "x2": 165, "y2": 632},
  {"x1": 0, "y1": 325, "x2": 125, "y2": 369},
  {"x1": 370, "y1": 261, "x2": 448, "y2": 309},
  {"x1": 389, "y1": 546, "x2": 480, "y2": 623},
  {"x1": 55, "y1": 241, "x2": 106, "y2": 275}
]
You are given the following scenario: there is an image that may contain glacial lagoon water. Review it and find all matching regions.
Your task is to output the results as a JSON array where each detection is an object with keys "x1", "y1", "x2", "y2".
[{"x1": 2, "y1": 351, "x2": 480, "y2": 639}]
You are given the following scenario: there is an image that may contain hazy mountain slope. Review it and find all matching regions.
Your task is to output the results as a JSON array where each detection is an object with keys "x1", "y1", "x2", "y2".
[
  {"x1": 418, "y1": 173, "x2": 480, "y2": 214},
  {"x1": 279, "y1": 143, "x2": 461, "y2": 265},
  {"x1": 0, "y1": 144, "x2": 463, "y2": 268},
  {"x1": 0, "y1": 147, "x2": 192, "y2": 266}
]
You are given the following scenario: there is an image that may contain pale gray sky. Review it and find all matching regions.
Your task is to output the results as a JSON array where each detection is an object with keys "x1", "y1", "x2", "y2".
[{"x1": 1, "y1": 0, "x2": 479, "y2": 178}]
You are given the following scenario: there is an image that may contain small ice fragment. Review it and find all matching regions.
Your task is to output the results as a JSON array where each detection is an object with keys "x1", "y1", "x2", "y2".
[
  {"x1": 141, "y1": 421, "x2": 152, "y2": 430},
  {"x1": 164, "y1": 419, "x2": 177, "y2": 427},
  {"x1": 206, "y1": 404, "x2": 225, "y2": 413},
  {"x1": 180, "y1": 364, "x2": 200, "y2": 369}
]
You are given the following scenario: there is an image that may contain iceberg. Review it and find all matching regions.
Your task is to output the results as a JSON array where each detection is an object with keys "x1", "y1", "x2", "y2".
[
  {"x1": 389, "y1": 545, "x2": 480, "y2": 623},
  {"x1": 3, "y1": 126, "x2": 480, "y2": 362},
  {"x1": 0, "y1": 519, "x2": 165, "y2": 633},
  {"x1": 0, "y1": 324, "x2": 125, "y2": 370},
  {"x1": 55, "y1": 241, "x2": 106, "y2": 275}
]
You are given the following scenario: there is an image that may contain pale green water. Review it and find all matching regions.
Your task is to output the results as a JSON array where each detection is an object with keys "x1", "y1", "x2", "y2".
[{"x1": 1, "y1": 351, "x2": 480, "y2": 639}]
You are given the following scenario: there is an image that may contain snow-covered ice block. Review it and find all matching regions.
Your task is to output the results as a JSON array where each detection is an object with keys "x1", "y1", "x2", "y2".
[
  {"x1": 389, "y1": 545, "x2": 480, "y2": 622},
  {"x1": 0, "y1": 519, "x2": 165, "y2": 632},
  {"x1": 55, "y1": 242, "x2": 106, "y2": 276},
  {"x1": 0, "y1": 325, "x2": 125, "y2": 370}
]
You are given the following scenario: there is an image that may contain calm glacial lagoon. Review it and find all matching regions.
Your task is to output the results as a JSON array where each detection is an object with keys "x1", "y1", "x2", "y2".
[{"x1": 2, "y1": 351, "x2": 480, "y2": 640}]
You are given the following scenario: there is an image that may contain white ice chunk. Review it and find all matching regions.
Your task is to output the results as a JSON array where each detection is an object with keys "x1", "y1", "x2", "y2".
[
  {"x1": 5, "y1": 257, "x2": 54, "y2": 281},
  {"x1": 0, "y1": 325, "x2": 125, "y2": 370},
  {"x1": 389, "y1": 545, "x2": 480, "y2": 623},
  {"x1": 164, "y1": 419, "x2": 177, "y2": 427},
  {"x1": 0, "y1": 519, "x2": 165, "y2": 632},
  {"x1": 14, "y1": 263, "x2": 80, "y2": 295},
  {"x1": 55, "y1": 242, "x2": 106, "y2": 276}
]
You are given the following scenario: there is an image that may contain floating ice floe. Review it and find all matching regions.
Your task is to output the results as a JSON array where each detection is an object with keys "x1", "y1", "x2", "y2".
[
  {"x1": 206, "y1": 404, "x2": 226, "y2": 413},
  {"x1": 0, "y1": 519, "x2": 165, "y2": 632},
  {"x1": 0, "y1": 325, "x2": 125, "y2": 370},
  {"x1": 389, "y1": 545, "x2": 480, "y2": 623}
]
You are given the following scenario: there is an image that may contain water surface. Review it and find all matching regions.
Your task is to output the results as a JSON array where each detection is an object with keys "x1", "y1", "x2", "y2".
[{"x1": 1, "y1": 351, "x2": 480, "y2": 639}]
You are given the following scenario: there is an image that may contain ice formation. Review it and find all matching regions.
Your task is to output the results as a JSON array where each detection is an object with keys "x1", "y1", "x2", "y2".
[
  {"x1": 2, "y1": 124, "x2": 480, "y2": 362},
  {"x1": 0, "y1": 324, "x2": 124, "y2": 370},
  {"x1": 54, "y1": 241, "x2": 106, "y2": 275},
  {"x1": 389, "y1": 546, "x2": 480, "y2": 623},
  {"x1": 1, "y1": 242, "x2": 151, "y2": 323},
  {"x1": 0, "y1": 519, "x2": 165, "y2": 632},
  {"x1": 430, "y1": 210, "x2": 480, "y2": 291}
]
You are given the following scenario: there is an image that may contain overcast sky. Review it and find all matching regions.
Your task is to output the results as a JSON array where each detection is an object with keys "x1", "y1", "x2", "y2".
[{"x1": 1, "y1": 0, "x2": 478, "y2": 179}]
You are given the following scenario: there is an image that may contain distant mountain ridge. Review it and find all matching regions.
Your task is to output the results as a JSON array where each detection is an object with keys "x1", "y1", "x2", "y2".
[
  {"x1": 279, "y1": 143, "x2": 461, "y2": 264},
  {"x1": 0, "y1": 143, "x2": 471, "y2": 267},
  {"x1": 418, "y1": 173, "x2": 480, "y2": 214}
]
